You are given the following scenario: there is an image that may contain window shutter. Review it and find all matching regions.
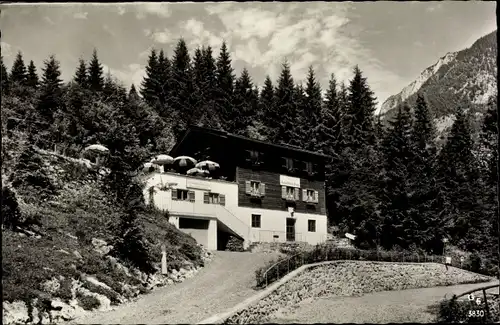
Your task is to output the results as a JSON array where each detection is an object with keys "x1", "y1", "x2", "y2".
[
  {"x1": 314, "y1": 190, "x2": 319, "y2": 203},
  {"x1": 172, "y1": 189, "x2": 178, "y2": 200},
  {"x1": 188, "y1": 190, "x2": 195, "y2": 202},
  {"x1": 245, "y1": 181, "x2": 251, "y2": 194},
  {"x1": 302, "y1": 189, "x2": 307, "y2": 202},
  {"x1": 294, "y1": 188, "x2": 299, "y2": 201},
  {"x1": 260, "y1": 183, "x2": 266, "y2": 197},
  {"x1": 220, "y1": 194, "x2": 226, "y2": 206},
  {"x1": 203, "y1": 192, "x2": 209, "y2": 204},
  {"x1": 281, "y1": 186, "x2": 286, "y2": 199}
]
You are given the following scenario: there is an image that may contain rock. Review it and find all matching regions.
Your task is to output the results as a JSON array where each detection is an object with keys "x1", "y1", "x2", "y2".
[
  {"x1": 86, "y1": 276, "x2": 112, "y2": 291},
  {"x1": 3, "y1": 301, "x2": 30, "y2": 324},
  {"x1": 41, "y1": 278, "x2": 61, "y2": 294},
  {"x1": 72, "y1": 250, "x2": 83, "y2": 260}
]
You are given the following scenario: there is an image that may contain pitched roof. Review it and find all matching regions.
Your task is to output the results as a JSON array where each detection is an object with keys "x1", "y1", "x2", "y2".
[{"x1": 170, "y1": 125, "x2": 330, "y2": 159}]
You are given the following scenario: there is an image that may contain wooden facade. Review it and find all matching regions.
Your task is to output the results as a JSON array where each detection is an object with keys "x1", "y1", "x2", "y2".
[{"x1": 169, "y1": 126, "x2": 329, "y2": 215}]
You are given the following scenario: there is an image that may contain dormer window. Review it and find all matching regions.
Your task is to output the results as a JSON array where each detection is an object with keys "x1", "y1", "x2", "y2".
[{"x1": 282, "y1": 157, "x2": 295, "y2": 172}]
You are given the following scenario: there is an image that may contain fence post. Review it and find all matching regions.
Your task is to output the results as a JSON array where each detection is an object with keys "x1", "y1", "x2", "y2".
[
  {"x1": 265, "y1": 273, "x2": 268, "y2": 288},
  {"x1": 483, "y1": 289, "x2": 490, "y2": 320},
  {"x1": 288, "y1": 258, "x2": 290, "y2": 273}
]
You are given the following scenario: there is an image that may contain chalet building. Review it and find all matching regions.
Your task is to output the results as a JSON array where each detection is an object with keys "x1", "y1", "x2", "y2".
[{"x1": 143, "y1": 126, "x2": 329, "y2": 251}]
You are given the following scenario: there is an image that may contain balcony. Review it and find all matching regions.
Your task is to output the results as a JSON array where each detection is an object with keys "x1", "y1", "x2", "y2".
[
  {"x1": 170, "y1": 200, "x2": 217, "y2": 217},
  {"x1": 284, "y1": 194, "x2": 296, "y2": 202},
  {"x1": 249, "y1": 189, "x2": 264, "y2": 198}
]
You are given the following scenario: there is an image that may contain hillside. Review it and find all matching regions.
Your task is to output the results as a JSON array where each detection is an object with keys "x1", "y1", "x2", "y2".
[
  {"x1": 2, "y1": 144, "x2": 212, "y2": 324},
  {"x1": 379, "y1": 30, "x2": 497, "y2": 137}
]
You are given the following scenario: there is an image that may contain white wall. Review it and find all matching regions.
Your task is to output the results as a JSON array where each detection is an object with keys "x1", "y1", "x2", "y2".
[{"x1": 143, "y1": 172, "x2": 328, "y2": 246}]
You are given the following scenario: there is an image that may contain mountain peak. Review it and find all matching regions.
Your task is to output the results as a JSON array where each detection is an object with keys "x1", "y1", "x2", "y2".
[{"x1": 379, "y1": 30, "x2": 497, "y2": 120}]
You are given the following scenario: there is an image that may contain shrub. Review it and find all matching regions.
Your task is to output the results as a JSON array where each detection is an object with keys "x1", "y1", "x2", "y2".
[
  {"x1": 226, "y1": 236, "x2": 244, "y2": 252},
  {"x1": 81, "y1": 280, "x2": 121, "y2": 305},
  {"x1": 111, "y1": 210, "x2": 156, "y2": 274},
  {"x1": 2, "y1": 186, "x2": 22, "y2": 229},
  {"x1": 76, "y1": 291, "x2": 101, "y2": 311}
]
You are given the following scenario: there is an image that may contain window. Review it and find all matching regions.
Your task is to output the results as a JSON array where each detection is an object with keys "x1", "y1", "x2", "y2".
[
  {"x1": 172, "y1": 189, "x2": 195, "y2": 202},
  {"x1": 203, "y1": 192, "x2": 226, "y2": 205},
  {"x1": 245, "y1": 181, "x2": 266, "y2": 197},
  {"x1": 302, "y1": 189, "x2": 319, "y2": 203},
  {"x1": 305, "y1": 162, "x2": 313, "y2": 173},
  {"x1": 246, "y1": 150, "x2": 263, "y2": 166},
  {"x1": 308, "y1": 220, "x2": 316, "y2": 232},
  {"x1": 282, "y1": 157, "x2": 294, "y2": 170},
  {"x1": 282, "y1": 186, "x2": 299, "y2": 201},
  {"x1": 251, "y1": 214, "x2": 261, "y2": 228}
]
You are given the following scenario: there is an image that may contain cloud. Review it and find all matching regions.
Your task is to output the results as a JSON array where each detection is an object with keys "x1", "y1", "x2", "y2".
[
  {"x1": 73, "y1": 12, "x2": 88, "y2": 19},
  {"x1": 102, "y1": 63, "x2": 145, "y2": 89},
  {"x1": 117, "y1": 6, "x2": 126, "y2": 15},
  {"x1": 1, "y1": 42, "x2": 12, "y2": 58},
  {"x1": 426, "y1": 3, "x2": 443, "y2": 13},
  {"x1": 150, "y1": 29, "x2": 173, "y2": 44},
  {"x1": 131, "y1": 3, "x2": 171, "y2": 19},
  {"x1": 43, "y1": 16, "x2": 55, "y2": 25}
]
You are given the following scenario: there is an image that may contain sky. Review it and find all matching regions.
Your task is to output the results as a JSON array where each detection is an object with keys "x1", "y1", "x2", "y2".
[{"x1": 0, "y1": 1, "x2": 497, "y2": 110}]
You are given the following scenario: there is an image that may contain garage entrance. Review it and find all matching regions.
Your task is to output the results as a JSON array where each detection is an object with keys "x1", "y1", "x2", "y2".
[{"x1": 178, "y1": 217, "x2": 210, "y2": 247}]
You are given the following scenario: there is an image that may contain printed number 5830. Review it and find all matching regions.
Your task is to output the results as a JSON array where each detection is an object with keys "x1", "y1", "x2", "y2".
[{"x1": 468, "y1": 310, "x2": 485, "y2": 317}]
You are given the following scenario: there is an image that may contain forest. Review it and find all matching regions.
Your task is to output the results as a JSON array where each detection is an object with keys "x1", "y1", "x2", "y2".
[{"x1": 1, "y1": 38, "x2": 498, "y2": 274}]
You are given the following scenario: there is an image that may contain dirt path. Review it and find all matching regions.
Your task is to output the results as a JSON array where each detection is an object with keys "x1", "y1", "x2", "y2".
[
  {"x1": 272, "y1": 280, "x2": 499, "y2": 324},
  {"x1": 71, "y1": 251, "x2": 280, "y2": 324}
]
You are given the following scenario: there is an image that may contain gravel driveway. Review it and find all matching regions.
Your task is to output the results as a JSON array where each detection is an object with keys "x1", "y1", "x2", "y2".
[
  {"x1": 271, "y1": 280, "x2": 500, "y2": 324},
  {"x1": 70, "y1": 251, "x2": 280, "y2": 324}
]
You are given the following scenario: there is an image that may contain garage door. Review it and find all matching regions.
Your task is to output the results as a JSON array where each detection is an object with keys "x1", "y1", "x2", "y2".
[{"x1": 178, "y1": 217, "x2": 209, "y2": 247}]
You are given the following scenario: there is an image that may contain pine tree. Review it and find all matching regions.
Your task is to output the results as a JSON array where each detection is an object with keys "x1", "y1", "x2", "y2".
[
  {"x1": 26, "y1": 60, "x2": 39, "y2": 89},
  {"x1": 170, "y1": 39, "x2": 194, "y2": 140},
  {"x1": 74, "y1": 58, "x2": 88, "y2": 88},
  {"x1": 35, "y1": 55, "x2": 63, "y2": 149},
  {"x1": 318, "y1": 74, "x2": 344, "y2": 156},
  {"x1": 10, "y1": 51, "x2": 28, "y2": 86},
  {"x1": 259, "y1": 75, "x2": 276, "y2": 140},
  {"x1": 157, "y1": 49, "x2": 171, "y2": 109},
  {"x1": 408, "y1": 93, "x2": 442, "y2": 252},
  {"x1": 437, "y1": 106, "x2": 482, "y2": 250},
  {"x1": 140, "y1": 49, "x2": 159, "y2": 108},
  {"x1": 380, "y1": 104, "x2": 416, "y2": 249},
  {"x1": 274, "y1": 60, "x2": 297, "y2": 146},
  {"x1": 345, "y1": 65, "x2": 378, "y2": 149},
  {"x1": 215, "y1": 41, "x2": 235, "y2": 131},
  {"x1": 88, "y1": 49, "x2": 104, "y2": 92},
  {"x1": 1, "y1": 56, "x2": 10, "y2": 95},
  {"x1": 292, "y1": 83, "x2": 307, "y2": 148},
  {"x1": 128, "y1": 84, "x2": 140, "y2": 102},
  {"x1": 231, "y1": 68, "x2": 258, "y2": 136},
  {"x1": 304, "y1": 66, "x2": 323, "y2": 151}
]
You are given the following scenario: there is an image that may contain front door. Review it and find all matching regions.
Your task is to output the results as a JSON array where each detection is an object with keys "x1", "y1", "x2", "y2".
[{"x1": 286, "y1": 218, "x2": 296, "y2": 242}]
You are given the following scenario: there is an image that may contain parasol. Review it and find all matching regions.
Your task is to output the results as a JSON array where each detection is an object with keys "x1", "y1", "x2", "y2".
[
  {"x1": 84, "y1": 144, "x2": 110, "y2": 153},
  {"x1": 187, "y1": 167, "x2": 209, "y2": 177},
  {"x1": 173, "y1": 156, "x2": 197, "y2": 170},
  {"x1": 195, "y1": 160, "x2": 220, "y2": 171}
]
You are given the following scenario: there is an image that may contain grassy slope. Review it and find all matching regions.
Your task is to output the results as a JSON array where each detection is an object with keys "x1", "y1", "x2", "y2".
[{"x1": 2, "y1": 148, "x2": 204, "y2": 319}]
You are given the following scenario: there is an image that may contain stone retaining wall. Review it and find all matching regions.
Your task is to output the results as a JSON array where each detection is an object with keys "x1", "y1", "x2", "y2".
[{"x1": 212, "y1": 261, "x2": 492, "y2": 324}]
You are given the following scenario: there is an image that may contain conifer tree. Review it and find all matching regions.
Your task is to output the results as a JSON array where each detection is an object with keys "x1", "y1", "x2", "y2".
[
  {"x1": 88, "y1": 49, "x2": 104, "y2": 92},
  {"x1": 10, "y1": 51, "x2": 28, "y2": 86},
  {"x1": 437, "y1": 106, "x2": 482, "y2": 250},
  {"x1": 292, "y1": 83, "x2": 307, "y2": 148},
  {"x1": 74, "y1": 58, "x2": 88, "y2": 88},
  {"x1": 35, "y1": 55, "x2": 63, "y2": 148},
  {"x1": 259, "y1": 75, "x2": 276, "y2": 140},
  {"x1": 318, "y1": 73, "x2": 343, "y2": 156},
  {"x1": 274, "y1": 60, "x2": 297, "y2": 145},
  {"x1": 215, "y1": 41, "x2": 235, "y2": 131},
  {"x1": 140, "y1": 49, "x2": 160, "y2": 108},
  {"x1": 380, "y1": 104, "x2": 416, "y2": 249},
  {"x1": 345, "y1": 65, "x2": 377, "y2": 148},
  {"x1": 26, "y1": 60, "x2": 39, "y2": 89},
  {"x1": 231, "y1": 68, "x2": 258, "y2": 136},
  {"x1": 128, "y1": 84, "x2": 140, "y2": 102},
  {"x1": 304, "y1": 66, "x2": 323, "y2": 151},
  {"x1": 170, "y1": 39, "x2": 194, "y2": 140},
  {"x1": 157, "y1": 49, "x2": 171, "y2": 109},
  {"x1": 1, "y1": 56, "x2": 10, "y2": 95}
]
